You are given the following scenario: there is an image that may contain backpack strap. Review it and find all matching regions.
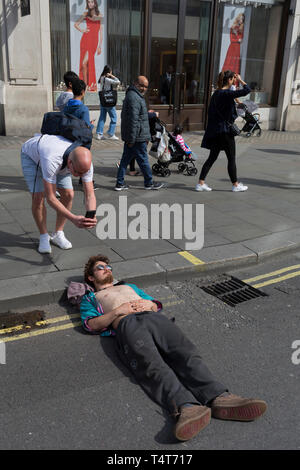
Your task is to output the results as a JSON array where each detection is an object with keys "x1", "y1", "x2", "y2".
[{"x1": 61, "y1": 141, "x2": 81, "y2": 170}]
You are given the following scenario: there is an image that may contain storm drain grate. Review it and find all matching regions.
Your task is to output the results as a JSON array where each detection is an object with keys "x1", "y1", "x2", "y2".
[{"x1": 200, "y1": 276, "x2": 268, "y2": 307}]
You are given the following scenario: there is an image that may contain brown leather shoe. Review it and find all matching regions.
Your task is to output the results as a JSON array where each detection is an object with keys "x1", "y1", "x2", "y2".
[
  {"x1": 211, "y1": 393, "x2": 267, "y2": 421},
  {"x1": 174, "y1": 405, "x2": 211, "y2": 441}
]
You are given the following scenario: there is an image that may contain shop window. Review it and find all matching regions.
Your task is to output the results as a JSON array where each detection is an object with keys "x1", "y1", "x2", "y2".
[
  {"x1": 107, "y1": 0, "x2": 143, "y2": 105},
  {"x1": 214, "y1": 0, "x2": 285, "y2": 106}
]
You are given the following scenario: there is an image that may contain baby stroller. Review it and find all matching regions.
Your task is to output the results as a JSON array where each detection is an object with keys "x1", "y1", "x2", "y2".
[
  {"x1": 237, "y1": 100, "x2": 262, "y2": 137},
  {"x1": 149, "y1": 118, "x2": 198, "y2": 177}
]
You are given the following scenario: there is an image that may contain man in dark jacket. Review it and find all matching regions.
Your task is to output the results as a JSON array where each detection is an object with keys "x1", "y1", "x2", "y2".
[{"x1": 115, "y1": 76, "x2": 163, "y2": 190}]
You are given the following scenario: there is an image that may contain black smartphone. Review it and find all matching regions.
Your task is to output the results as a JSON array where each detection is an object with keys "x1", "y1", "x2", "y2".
[{"x1": 85, "y1": 210, "x2": 96, "y2": 219}]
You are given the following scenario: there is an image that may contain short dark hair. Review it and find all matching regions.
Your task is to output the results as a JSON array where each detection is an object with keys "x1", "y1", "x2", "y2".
[
  {"x1": 84, "y1": 254, "x2": 110, "y2": 286},
  {"x1": 63, "y1": 71, "x2": 79, "y2": 88},
  {"x1": 72, "y1": 79, "x2": 87, "y2": 97},
  {"x1": 173, "y1": 125, "x2": 183, "y2": 136}
]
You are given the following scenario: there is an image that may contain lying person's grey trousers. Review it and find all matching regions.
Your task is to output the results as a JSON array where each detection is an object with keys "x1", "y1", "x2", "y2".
[{"x1": 115, "y1": 311, "x2": 227, "y2": 414}]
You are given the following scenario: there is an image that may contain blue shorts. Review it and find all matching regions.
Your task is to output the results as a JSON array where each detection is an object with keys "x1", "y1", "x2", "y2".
[{"x1": 21, "y1": 152, "x2": 73, "y2": 193}]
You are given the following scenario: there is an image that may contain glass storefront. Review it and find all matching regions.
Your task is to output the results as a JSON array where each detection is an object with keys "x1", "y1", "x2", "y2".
[
  {"x1": 213, "y1": 0, "x2": 285, "y2": 106},
  {"x1": 49, "y1": 0, "x2": 289, "y2": 126}
]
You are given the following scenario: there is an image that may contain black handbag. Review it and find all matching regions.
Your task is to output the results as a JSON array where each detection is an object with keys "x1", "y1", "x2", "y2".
[
  {"x1": 99, "y1": 77, "x2": 117, "y2": 107},
  {"x1": 213, "y1": 94, "x2": 241, "y2": 137}
]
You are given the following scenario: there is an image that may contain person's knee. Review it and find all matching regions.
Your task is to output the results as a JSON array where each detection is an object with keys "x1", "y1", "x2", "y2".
[
  {"x1": 32, "y1": 192, "x2": 44, "y2": 209},
  {"x1": 59, "y1": 189, "x2": 74, "y2": 205}
]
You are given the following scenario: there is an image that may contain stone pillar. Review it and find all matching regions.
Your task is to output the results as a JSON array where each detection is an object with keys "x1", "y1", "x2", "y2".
[{"x1": 0, "y1": 0, "x2": 53, "y2": 136}]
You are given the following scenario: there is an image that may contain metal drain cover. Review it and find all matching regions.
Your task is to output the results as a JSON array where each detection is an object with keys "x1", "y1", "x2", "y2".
[{"x1": 200, "y1": 275, "x2": 268, "y2": 307}]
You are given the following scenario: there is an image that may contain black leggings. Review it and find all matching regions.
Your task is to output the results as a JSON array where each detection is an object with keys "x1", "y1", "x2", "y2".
[{"x1": 200, "y1": 133, "x2": 237, "y2": 184}]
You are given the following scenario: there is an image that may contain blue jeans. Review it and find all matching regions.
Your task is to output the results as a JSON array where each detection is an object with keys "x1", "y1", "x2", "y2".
[
  {"x1": 96, "y1": 106, "x2": 117, "y2": 136},
  {"x1": 117, "y1": 142, "x2": 153, "y2": 187}
]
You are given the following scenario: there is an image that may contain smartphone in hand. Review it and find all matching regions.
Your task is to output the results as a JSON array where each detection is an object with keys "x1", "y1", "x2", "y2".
[{"x1": 85, "y1": 210, "x2": 96, "y2": 219}]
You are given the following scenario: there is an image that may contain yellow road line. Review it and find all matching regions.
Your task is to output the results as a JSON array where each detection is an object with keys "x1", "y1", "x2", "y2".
[
  {"x1": 243, "y1": 264, "x2": 300, "y2": 283},
  {"x1": 252, "y1": 270, "x2": 300, "y2": 289},
  {"x1": 178, "y1": 251, "x2": 205, "y2": 265},
  {"x1": 0, "y1": 314, "x2": 80, "y2": 336},
  {"x1": 1, "y1": 320, "x2": 82, "y2": 343}
]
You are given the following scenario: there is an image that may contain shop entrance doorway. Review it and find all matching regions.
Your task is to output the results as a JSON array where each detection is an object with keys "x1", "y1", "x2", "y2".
[{"x1": 147, "y1": 0, "x2": 213, "y2": 131}]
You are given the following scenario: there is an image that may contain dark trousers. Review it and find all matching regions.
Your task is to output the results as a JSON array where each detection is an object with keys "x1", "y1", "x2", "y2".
[
  {"x1": 200, "y1": 133, "x2": 237, "y2": 184},
  {"x1": 117, "y1": 142, "x2": 153, "y2": 186},
  {"x1": 115, "y1": 312, "x2": 227, "y2": 414}
]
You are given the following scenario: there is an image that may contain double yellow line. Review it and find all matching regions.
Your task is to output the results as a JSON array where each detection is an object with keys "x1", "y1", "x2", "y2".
[
  {"x1": 0, "y1": 314, "x2": 81, "y2": 343},
  {"x1": 243, "y1": 264, "x2": 300, "y2": 288},
  {"x1": 178, "y1": 251, "x2": 300, "y2": 288}
]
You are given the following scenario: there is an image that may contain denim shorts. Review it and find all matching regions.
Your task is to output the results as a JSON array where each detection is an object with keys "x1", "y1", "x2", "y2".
[{"x1": 21, "y1": 152, "x2": 73, "y2": 193}]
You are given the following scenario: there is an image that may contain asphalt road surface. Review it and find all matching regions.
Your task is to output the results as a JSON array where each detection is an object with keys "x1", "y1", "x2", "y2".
[{"x1": 1, "y1": 251, "x2": 300, "y2": 451}]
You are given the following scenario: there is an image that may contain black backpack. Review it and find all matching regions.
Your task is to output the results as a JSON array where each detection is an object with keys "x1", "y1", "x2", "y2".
[{"x1": 41, "y1": 112, "x2": 93, "y2": 169}]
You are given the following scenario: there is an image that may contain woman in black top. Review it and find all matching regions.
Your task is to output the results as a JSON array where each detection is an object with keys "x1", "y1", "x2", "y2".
[{"x1": 196, "y1": 71, "x2": 251, "y2": 192}]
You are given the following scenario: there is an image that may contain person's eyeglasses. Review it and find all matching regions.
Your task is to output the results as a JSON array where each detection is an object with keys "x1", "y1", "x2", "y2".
[{"x1": 94, "y1": 264, "x2": 112, "y2": 272}]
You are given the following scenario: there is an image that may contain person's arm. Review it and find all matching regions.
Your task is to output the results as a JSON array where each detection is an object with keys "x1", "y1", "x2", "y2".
[
  {"x1": 97, "y1": 23, "x2": 103, "y2": 55},
  {"x1": 74, "y1": 13, "x2": 88, "y2": 33},
  {"x1": 228, "y1": 76, "x2": 251, "y2": 98},
  {"x1": 43, "y1": 180, "x2": 96, "y2": 228},
  {"x1": 125, "y1": 94, "x2": 141, "y2": 146},
  {"x1": 126, "y1": 284, "x2": 163, "y2": 311},
  {"x1": 82, "y1": 180, "x2": 96, "y2": 212},
  {"x1": 81, "y1": 105, "x2": 94, "y2": 129},
  {"x1": 86, "y1": 301, "x2": 139, "y2": 332}
]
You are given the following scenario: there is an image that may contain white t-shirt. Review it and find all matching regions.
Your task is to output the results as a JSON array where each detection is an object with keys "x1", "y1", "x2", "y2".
[{"x1": 21, "y1": 134, "x2": 93, "y2": 184}]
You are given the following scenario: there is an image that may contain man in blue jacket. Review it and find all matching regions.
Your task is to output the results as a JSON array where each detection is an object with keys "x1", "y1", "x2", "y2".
[
  {"x1": 115, "y1": 76, "x2": 163, "y2": 191},
  {"x1": 80, "y1": 254, "x2": 267, "y2": 442}
]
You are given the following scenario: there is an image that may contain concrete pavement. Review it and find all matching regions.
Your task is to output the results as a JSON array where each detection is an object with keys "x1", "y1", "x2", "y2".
[{"x1": 0, "y1": 130, "x2": 300, "y2": 312}]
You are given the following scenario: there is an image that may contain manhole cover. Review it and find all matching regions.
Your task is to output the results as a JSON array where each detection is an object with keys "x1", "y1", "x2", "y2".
[{"x1": 200, "y1": 275, "x2": 268, "y2": 307}]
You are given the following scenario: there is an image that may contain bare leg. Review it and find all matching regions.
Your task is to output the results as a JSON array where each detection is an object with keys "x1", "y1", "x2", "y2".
[
  {"x1": 32, "y1": 192, "x2": 47, "y2": 234},
  {"x1": 82, "y1": 51, "x2": 89, "y2": 85}
]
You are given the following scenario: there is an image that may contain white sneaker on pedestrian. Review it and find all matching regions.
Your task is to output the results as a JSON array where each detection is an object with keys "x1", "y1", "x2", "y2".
[
  {"x1": 38, "y1": 234, "x2": 51, "y2": 254},
  {"x1": 195, "y1": 183, "x2": 212, "y2": 192},
  {"x1": 107, "y1": 134, "x2": 119, "y2": 140},
  {"x1": 96, "y1": 134, "x2": 105, "y2": 140},
  {"x1": 232, "y1": 182, "x2": 248, "y2": 192},
  {"x1": 50, "y1": 231, "x2": 72, "y2": 250}
]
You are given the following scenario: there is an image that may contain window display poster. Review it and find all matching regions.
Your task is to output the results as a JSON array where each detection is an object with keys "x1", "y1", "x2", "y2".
[
  {"x1": 219, "y1": 5, "x2": 251, "y2": 78},
  {"x1": 69, "y1": 0, "x2": 107, "y2": 92}
]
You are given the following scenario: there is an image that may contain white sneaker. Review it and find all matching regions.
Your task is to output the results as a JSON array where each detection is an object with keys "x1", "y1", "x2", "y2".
[
  {"x1": 232, "y1": 182, "x2": 248, "y2": 192},
  {"x1": 96, "y1": 134, "x2": 106, "y2": 140},
  {"x1": 50, "y1": 231, "x2": 72, "y2": 250},
  {"x1": 107, "y1": 134, "x2": 119, "y2": 140},
  {"x1": 38, "y1": 234, "x2": 51, "y2": 254},
  {"x1": 195, "y1": 183, "x2": 212, "y2": 192}
]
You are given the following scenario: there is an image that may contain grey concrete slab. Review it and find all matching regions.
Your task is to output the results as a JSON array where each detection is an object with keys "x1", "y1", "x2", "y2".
[
  {"x1": 192, "y1": 242, "x2": 257, "y2": 266},
  {"x1": 209, "y1": 222, "x2": 271, "y2": 243},
  {"x1": 50, "y1": 245, "x2": 123, "y2": 271},
  {"x1": 111, "y1": 258, "x2": 166, "y2": 286},
  {"x1": 242, "y1": 232, "x2": 297, "y2": 257},
  {"x1": 103, "y1": 237, "x2": 179, "y2": 260}
]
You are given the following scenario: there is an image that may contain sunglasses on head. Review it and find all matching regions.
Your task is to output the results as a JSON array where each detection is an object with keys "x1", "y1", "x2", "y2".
[{"x1": 95, "y1": 264, "x2": 112, "y2": 271}]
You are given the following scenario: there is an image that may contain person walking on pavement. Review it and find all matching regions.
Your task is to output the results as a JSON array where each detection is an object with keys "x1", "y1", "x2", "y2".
[
  {"x1": 115, "y1": 76, "x2": 164, "y2": 191},
  {"x1": 196, "y1": 71, "x2": 251, "y2": 192},
  {"x1": 80, "y1": 254, "x2": 267, "y2": 442},
  {"x1": 96, "y1": 65, "x2": 120, "y2": 140},
  {"x1": 21, "y1": 135, "x2": 97, "y2": 254},
  {"x1": 55, "y1": 70, "x2": 78, "y2": 112}
]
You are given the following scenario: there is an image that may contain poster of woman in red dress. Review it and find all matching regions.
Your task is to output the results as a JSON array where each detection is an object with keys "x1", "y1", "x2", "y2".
[
  {"x1": 74, "y1": 0, "x2": 103, "y2": 91},
  {"x1": 222, "y1": 13, "x2": 245, "y2": 74}
]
